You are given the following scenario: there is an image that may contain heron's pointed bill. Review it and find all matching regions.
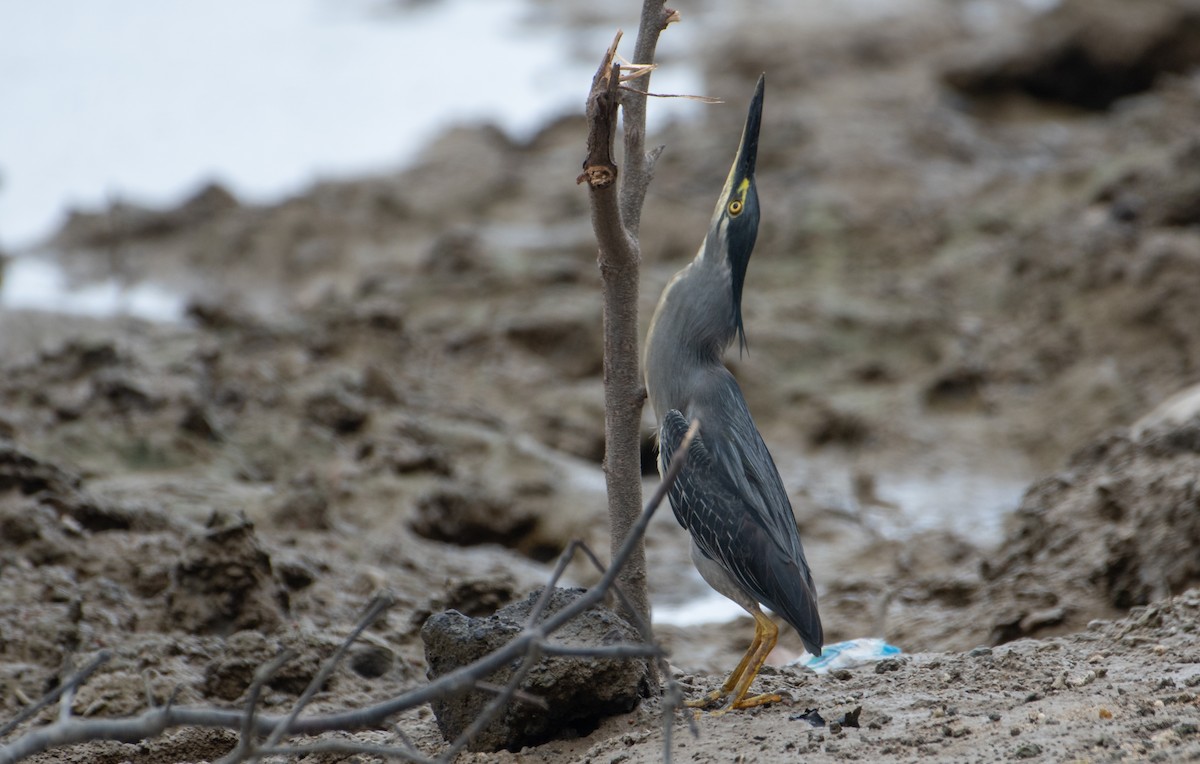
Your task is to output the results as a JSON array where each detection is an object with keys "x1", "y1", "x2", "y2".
[
  {"x1": 733, "y1": 74, "x2": 764, "y2": 183},
  {"x1": 714, "y1": 74, "x2": 764, "y2": 215}
]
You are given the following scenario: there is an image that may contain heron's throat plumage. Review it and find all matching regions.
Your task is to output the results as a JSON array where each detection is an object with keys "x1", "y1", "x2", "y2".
[
  {"x1": 644, "y1": 73, "x2": 763, "y2": 420},
  {"x1": 644, "y1": 254, "x2": 740, "y2": 419}
]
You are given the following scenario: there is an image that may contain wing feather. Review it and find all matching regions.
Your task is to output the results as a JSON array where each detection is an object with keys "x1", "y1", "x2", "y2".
[{"x1": 660, "y1": 408, "x2": 823, "y2": 654}]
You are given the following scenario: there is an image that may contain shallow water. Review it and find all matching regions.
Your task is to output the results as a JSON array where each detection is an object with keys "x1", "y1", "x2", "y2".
[{"x1": 0, "y1": 256, "x2": 185, "y2": 322}]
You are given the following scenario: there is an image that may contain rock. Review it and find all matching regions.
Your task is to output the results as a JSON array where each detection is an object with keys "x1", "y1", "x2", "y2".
[
  {"x1": 806, "y1": 401, "x2": 873, "y2": 446},
  {"x1": 202, "y1": 630, "x2": 329, "y2": 701},
  {"x1": 179, "y1": 404, "x2": 222, "y2": 441},
  {"x1": 420, "y1": 587, "x2": 649, "y2": 752},
  {"x1": 275, "y1": 556, "x2": 319, "y2": 591},
  {"x1": 403, "y1": 124, "x2": 516, "y2": 220},
  {"x1": 1094, "y1": 140, "x2": 1200, "y2": 229},
  {"x1": 421, "y1": 228, "x2": 489, "y2": 277},
  {"x1": 923, "y1": 364, "x2": 987, "y2": 411},
  {"x1": 55, "y1": 182, "x2": 240, "y2": 247},
  {"x1": 357, "y1": 436, "x2": 451, "y2": 476},
  {"x1": 399, "y1": 423, "x2": 599, "y2": 563},
  {"x1": 270, "y1": 473, "x2": 332, "y2": 531},
  {"x1": 524, "y1": 382, "x2": 606, "y2": 463},
  {"x1": 360, "y1": 363, "x2": 403, "y2": 404}
]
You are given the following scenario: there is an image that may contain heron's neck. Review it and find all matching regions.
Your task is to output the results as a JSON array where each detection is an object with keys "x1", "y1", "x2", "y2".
[{"x1": 644, "y1": 254, "x2": 737, "y2": 419}]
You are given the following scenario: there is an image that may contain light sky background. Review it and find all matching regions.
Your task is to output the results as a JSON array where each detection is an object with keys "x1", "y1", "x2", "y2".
[
  {"x1": 0, "y1": 0, "x2": 1054, "y2": 250},
  {"x1": 0, "y1": 0, "x2": 701, "y2": 249}
]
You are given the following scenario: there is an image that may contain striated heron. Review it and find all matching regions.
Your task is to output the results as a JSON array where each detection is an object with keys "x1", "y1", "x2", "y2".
[{"x1": 645, "y1": 75, "x2": 823, "y2": 713}]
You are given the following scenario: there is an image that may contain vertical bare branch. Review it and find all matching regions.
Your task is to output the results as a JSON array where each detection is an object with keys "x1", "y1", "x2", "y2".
[
  {"x1": 578, "y1": 34, "x2": 649, "y2": 636},
  {"x1": 578, "y1": 1, "x2": 677, "y2": 650},
  {"x1": 620, "y1": 2, "x2": 678, "y2": 238}
]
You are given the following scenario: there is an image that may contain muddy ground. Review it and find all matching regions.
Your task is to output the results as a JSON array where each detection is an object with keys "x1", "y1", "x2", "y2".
[{"x1": 3, "y1": 0, "x2": 1200, "y2": 761}]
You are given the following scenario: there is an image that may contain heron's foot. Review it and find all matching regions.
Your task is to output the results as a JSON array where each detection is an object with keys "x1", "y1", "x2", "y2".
[
  {"x1": 687, "y1": 608, "x2": 784, "y2": 715},
  {"x1": 683, "y1": 689, "x2": 726, "y2": 709},
  {"x1": 714, "y1": 691, "x2": 784, "y2": 715},
  {"x1": 687, "y1": 690, "x2": 784, "y2": 715}
]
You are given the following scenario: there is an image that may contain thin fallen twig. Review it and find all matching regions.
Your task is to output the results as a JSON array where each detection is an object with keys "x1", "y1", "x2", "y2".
[
  {"x1": 0, "y1": 651, "x2": 110, "y2": 739},
  {"x1": 472, "y1": 682, "x2": 549, "y2": 711},
  {"x1": 258, "y1": 591, "x2": 396, "y2": 753},
  {"x1": 0, "y1": 422, "x2": 699, "y2": 764},
  {"x1": 539, "y1": 644, "x2": 664, "y2": 659},
  {"x1": 253, "y1": 738, "x2": 436, "y2": 762},
  {"x1": 215, "y1": 649, "x2": 295, "y2": 764}
]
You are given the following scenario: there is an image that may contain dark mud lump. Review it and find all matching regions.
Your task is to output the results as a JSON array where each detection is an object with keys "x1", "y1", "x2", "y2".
[{"x1": 421, "y1": 586, "x2": 648, "y2": 752}]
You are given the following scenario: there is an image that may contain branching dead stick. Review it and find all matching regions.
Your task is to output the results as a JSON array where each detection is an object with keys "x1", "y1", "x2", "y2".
[
  {"x1": 578, "y1": 4, "x2": 675, "y2": 642},
  {"x1": 539, "y1": 644, "x2": 663, "y2": 659},
  {"x1": 576, "y1": 530, "x2": 693, "y2": 764},
  {"x1": 216, "y1": 649, "x2": 295, "y2": 764},
  {"x1": 574, "y1": 542, "x2": 652, "y2": 644},
  {"x1": 439, "y1": 644, "x2": 542, "y2": 763},
  {"x1": 252, "y1": 739, "x2": 434, "y2": 762},
  {"x1": 392, "y1": 723, "x2": 419, "y2": 753},
  {"x1": 472, "y1": 682, "x2": 548, "y2": 710},
  {"x1": 0, "y1": 651, "x2": 111, "y2": 739},
  {"x1": 0, "y1": 424, "x2": 698, "y2": 764},
  {"x1": 527, "y1": 538, "x2": 586, "y2": 625},
  {"x1": 620, "y1": 1, "x2": 679, "y2": 238},
  {"x1": 56, "y1": 677, "x2": 72, "y2": 725},
  {"x1": 257, "y1": 591, "x2": 396, "y2": 753}
]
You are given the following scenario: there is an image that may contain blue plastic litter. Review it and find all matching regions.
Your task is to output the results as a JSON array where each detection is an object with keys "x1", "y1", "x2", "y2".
[{"x1": 788, "y1": 638, "x2": 902, "y2": 674}]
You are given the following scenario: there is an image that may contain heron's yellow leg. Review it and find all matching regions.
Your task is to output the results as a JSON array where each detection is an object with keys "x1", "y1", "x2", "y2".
[
  {"x1": 686, "y1": 606, "x2": 768, "y2": 710},
  {"x1": 684, "y1": 615, "x2": 766, "y2": 708},
  {"x1": 712, "y1": 610, "x2": 782, "y2": 714}
]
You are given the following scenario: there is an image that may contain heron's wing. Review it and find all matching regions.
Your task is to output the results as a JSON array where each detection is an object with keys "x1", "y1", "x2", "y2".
[
  {"x1": 695, "y1": 369, "x2": 812, "y2": 564},
  {"x1": 658, "y1": 408, "x2": 722, "y2": 535},
  {"x1": 659, "y1": 409, "x2": 823, "y2": 653}
]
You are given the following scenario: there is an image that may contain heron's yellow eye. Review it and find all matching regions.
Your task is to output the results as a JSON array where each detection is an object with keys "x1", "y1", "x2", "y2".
[{"x1": 728, "y1": 199, "x2": 743, "y2": 216}]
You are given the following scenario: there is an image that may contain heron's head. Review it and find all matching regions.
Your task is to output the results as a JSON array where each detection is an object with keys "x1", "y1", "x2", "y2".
[{"x1": 703, "y1": 75, "x2": 764, "y2": 352}]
